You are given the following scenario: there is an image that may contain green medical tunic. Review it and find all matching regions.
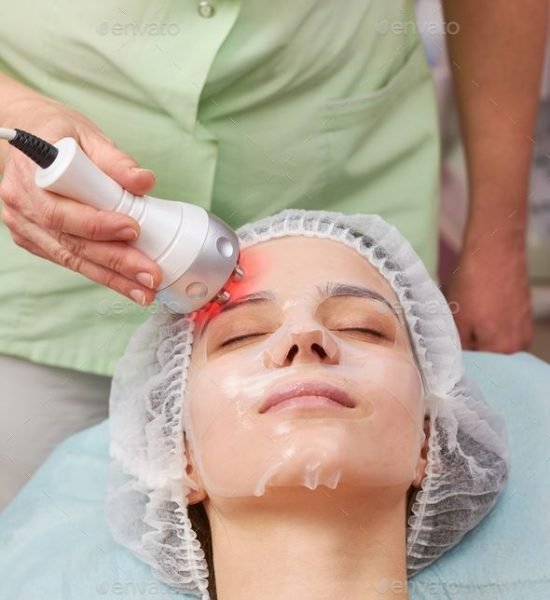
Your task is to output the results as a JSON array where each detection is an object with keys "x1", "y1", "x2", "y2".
[{"x1": 0, "y1": 0, "x2": 439, "y2": 376}]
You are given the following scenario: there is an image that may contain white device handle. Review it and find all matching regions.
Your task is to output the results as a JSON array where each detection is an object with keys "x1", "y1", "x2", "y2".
[{"x1": 35, "y1": 137, "x2": 127, "y2": 211}]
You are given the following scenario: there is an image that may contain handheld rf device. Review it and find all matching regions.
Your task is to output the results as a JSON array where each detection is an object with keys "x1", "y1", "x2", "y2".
[{"x1": 0, "y1": 128, "x2": 244, "y2": 313}]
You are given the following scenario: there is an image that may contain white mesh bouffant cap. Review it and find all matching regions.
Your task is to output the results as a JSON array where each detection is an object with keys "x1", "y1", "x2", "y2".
[{"x1": 106, "y1": 209, "x2": 510, "y2": 600}]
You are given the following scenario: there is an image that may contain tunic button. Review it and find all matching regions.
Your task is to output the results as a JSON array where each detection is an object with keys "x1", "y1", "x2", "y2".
[{"x1": 198, "y1": 0, "x2": 215, "y2": 18}]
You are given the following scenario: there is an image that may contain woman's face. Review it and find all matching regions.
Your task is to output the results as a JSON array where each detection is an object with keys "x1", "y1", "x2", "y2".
[{"x1": 185, "y1": 237, "x2": 426, "y2": 500}]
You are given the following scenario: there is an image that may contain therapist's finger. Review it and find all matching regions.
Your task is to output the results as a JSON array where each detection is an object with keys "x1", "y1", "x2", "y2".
[
  {"x1": 1, "y1": 159, "x2": 142, "y2": 243},
  {"x1": 13, "y1": 220, "x2": 159, "y2": 304},
  {"x1": 11, "y1": 229, "x2": 155, "y2": 304},
  {"x1": 36, "y1": 189, "x2": 142, "y2": 242},
  {"x1": 80, "y1": 131, "x2": 156, "y2": 197},
  {"x1": 52, "y1": 234, "x2": 163, "y2": 290},
  {"x1": 455, "y1": 318, "x2": 477, "y2": 350},
  {"x1": 461, "y1": 332, "x2": 478, "y2": 351}
]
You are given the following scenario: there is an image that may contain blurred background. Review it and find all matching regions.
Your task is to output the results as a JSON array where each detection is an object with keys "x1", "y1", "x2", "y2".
[{"x1": 415, "y1": 0, "x2": 550, "y2": 361}]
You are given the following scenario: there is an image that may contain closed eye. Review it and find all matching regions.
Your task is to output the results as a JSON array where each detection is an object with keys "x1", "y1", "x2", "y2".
[
  {"x1": 221, "y1": 328, "x2": 386, "y2": 348},
  {"x1": 338, "y1": 327, "x2": 386, "y2": 339},
  {"x1": 220, "y1": 333, "x2": 267, "y2": 348}
]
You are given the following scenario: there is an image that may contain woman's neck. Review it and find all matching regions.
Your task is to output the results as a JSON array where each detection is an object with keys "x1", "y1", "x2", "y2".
[{"x1": 206, "y1": 485, "x2": 410, "y2": 600}]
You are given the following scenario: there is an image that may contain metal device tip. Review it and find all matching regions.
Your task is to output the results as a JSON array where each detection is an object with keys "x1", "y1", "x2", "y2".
[
  {"x1": 215, "y1": 289, "x2": 231, "y2": 304},
  {"x1": 232, "y1": 264, "x2": 245, "y2": 281}
]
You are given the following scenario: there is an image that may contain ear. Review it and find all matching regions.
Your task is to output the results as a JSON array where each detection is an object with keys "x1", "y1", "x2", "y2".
[
  {"x1": 184, "y1": 435, "x2": 208, "y2": 505},
  {"x1": 412, "y1": 416, "x2": 430, "y2": 488}
]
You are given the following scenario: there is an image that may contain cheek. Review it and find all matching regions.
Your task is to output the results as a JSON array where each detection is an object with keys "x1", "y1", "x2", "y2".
[
  {"x1": 371, "y1": 392, "x2": 423, "y2": 445},
  {"x1": 185, "y1": 359, "x2": 243, "y2": 442},
  {"x1": 360, "y1": 360, "x2": 425, "y2": 435},
  {"x1": 185, "y1": 366, "x2": 216, "y2": 434}
]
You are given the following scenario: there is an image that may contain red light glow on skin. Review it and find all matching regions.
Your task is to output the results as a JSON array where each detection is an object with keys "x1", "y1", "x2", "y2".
[{"x1": 191, "y1": 248, "x2": 272, "y2": 331}]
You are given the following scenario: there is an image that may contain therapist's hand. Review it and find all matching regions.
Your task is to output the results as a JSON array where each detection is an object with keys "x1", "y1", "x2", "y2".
[
  {"x1": 445, "y1": 235, "x2": 533, "y2": 353},
  {"x1": 0, "y1": 95, "x2": 162, "y2": 306}
]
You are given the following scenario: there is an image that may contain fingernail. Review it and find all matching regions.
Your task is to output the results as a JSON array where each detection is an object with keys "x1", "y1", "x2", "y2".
[
  {"x1": 136, "y1": 272, "x2": 154, "y2": 288},
  {"x1": 132, "y1": 167, "x2": 154, "y2": 176},
  {"x1": 129, "y1": 289, "x2": 147, "y2": 305},
  {"x1": 119, "y1": 227, "x2": 138, "y2": 241}
]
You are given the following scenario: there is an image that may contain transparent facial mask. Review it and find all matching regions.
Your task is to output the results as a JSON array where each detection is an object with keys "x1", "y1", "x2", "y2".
[{"x1": 185, "y1": 293, "x2": 426, "y2": 499}]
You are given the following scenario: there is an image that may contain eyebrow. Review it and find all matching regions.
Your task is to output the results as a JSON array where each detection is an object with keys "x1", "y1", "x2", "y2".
[
  {"x1": 319, "y1": 282, "x2": 400, "y2": 320},
  {"x1": 196, "y1": 281, "x2": 400, "y2": 337}
]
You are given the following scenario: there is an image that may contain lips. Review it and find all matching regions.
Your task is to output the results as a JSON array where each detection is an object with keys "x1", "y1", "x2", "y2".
[{"x1": 259, "y1": 381, "x2": 356, "y2": 414}]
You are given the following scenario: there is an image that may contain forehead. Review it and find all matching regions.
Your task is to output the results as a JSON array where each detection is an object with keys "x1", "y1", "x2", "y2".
[{"x1": 235, "y1": 236, "x2": 399, "y2": 304}]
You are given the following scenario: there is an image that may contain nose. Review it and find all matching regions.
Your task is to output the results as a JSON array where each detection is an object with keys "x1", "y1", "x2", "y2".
[{"x1": 263, "y1": 327, "x2": 340, "y2": 368}]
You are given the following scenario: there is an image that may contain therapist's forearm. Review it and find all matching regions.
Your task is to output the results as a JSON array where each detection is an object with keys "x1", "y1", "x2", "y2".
[{"x1": 442, "y1": 0, "x2": 548, "y2": 247}]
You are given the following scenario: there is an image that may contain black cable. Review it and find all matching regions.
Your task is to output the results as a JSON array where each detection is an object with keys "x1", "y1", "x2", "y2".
[{"x1": 7, "y1": 129, "x2": 58, "y2": 168}]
